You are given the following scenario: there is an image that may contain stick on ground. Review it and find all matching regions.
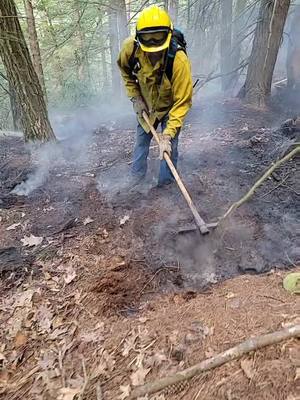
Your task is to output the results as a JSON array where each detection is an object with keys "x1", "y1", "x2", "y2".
[
  {"x1": 130, "y1": 324, "x2": 300, "y2": 399},
  {"x1": 220, "y1": 145, "x2": 299, "y2": 221}
]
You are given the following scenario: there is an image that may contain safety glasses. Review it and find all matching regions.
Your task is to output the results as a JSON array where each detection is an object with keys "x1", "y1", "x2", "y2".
[{"x1": 137, "y1": 28, "x2": 170, "y2": 47}]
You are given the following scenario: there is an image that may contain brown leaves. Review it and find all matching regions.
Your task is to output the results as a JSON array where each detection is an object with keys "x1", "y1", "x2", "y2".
[{"x1": 14, "y1": 331, "x2": 28, "y2": 348}]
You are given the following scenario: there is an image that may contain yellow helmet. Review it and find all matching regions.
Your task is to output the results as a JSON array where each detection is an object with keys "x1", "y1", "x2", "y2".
[{"x1": 136, "y1": 5, "x2": 173, "y2": 53}]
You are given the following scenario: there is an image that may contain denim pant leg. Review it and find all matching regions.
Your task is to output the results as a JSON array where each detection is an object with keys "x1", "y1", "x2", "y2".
[
  {"x1": 158, "y1": 118, "x2": 180, "y2": 185},
  {"x1": 132, "y1": 122, "x2": 152, "y2": 177}
]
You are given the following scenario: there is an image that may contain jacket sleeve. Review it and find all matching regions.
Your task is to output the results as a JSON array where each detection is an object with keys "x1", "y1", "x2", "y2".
[
  {"x1": 117, "y1": 37, "x2": 141, "y2": 98},
  {"x1": 163, "y1": 51, "x2": 193, "y2": 138}
]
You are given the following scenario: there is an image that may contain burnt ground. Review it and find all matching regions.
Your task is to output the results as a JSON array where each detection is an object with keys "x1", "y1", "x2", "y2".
[{"x1": 0, "y1": 98, "x2": 299, "y2": 400}]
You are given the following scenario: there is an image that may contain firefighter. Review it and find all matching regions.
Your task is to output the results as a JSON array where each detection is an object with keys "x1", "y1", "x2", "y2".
[{"x1": 117, "y1": 5, "x2": 193, "y2": 187}]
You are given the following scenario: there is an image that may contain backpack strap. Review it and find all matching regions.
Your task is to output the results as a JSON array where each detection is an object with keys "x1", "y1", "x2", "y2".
[
  {"x1": 165, "y1": 34, "x2": 186, "y2": 82},
  {"x1": 128, "y1": 39, "x2": 140, "y2": 78}
]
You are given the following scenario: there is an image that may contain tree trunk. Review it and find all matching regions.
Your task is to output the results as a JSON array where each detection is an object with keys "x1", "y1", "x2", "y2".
[
  {"x1": 167, "y1": 0, "x2": 179, "y2": 24},
  {"x1": 220, "y1": 0, "x2": 233, "y2": 92},
  {"x1": 9, "y1": 81, "x2": 22, "y2": 130},
  {"x1": 23, "y1": 0, "x2": 46, "y2": 97},
  {"x1": 241, "y1": 0, "x2": 291, "y2": 107},
  {"x1": 228, "y1": 0, "x2": 248, "y2": 90},
  {"x1": 0, "y1": 0, "x2": 55, "y2": 142},
  {"x1": 286, "y1": 5, "x2": 300, "y2": 89},
  {"x1": 109, "y1": 5, "x2": 121, "y2": 95},
  {"x1": 116, "y1": 0, "x2": 128, "y2": 43}
]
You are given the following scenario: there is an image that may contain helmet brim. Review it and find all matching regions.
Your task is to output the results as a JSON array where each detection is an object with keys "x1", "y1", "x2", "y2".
[{"x1": 139, "y1": 31, "x2": 172, "y2": 53}]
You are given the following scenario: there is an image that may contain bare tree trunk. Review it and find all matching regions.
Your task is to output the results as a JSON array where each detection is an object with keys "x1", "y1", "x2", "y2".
[
  {"x1": 286, "y1": 5, "x2": 300, "y2": 89},
  {"x1": 23, "y1": 0, "x2": 46, "y2": 97},
  {"x1": 167, "y1": 0, "x2": 179, "y2": 24},
  {"x1": 109, "y1": 5, "x2": 121, "y2": 95},
  {"x1": 240, "y1": 0, "x2": 291, "y2": 107},
  {"x1": 220, "y1": 0, "x2": 233, "y2": 92},
  {"x1": 229, "y1": 0, "x2": 248, "y2": 89},
  {"x1": 0, "y1": 0, "x2": 55, "y2": 142},
  {"x1": 117, "y1": 0, "x2": 128, "y2": 43}
]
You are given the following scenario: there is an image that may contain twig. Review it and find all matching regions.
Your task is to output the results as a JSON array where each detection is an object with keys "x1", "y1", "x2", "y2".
[
  {"x1": 260, "y1": 173, "x2": 290, "y2": 198},
  {"x1": 220, "y1": 146, "x2": 300, "y2": 221},
  {"x1": 129, "y1": 325, "x2": 300, "y2": 399},
  {"x1": 96, "y1": 383, "x2": 103, "y2": 400},
  {"x1": 79, "y1": 357, "x2": 89, "y2": 400}
]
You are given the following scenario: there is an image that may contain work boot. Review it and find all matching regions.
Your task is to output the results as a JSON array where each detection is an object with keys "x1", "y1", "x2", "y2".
[
  {"x1": 156, "y1": 179, "x2": 174, "y2": 188},
  {"x1": 126, "y1": 174, "x2": 145, "y2": 190}
]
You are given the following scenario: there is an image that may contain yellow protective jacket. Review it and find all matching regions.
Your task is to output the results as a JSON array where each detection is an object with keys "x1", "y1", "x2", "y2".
[{"x1": 117, "y1": 37, "x2": 193, "y2": 137}]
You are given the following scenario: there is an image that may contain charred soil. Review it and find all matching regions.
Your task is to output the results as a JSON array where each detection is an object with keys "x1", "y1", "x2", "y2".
[{"x1": 0, "y1": 99, "x2": 299, "y2": 399}]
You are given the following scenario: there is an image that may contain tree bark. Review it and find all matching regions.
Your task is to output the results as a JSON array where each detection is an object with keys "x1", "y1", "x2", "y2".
[
  {"x1": 116, "y1": 0, "x2": 128, "y2": 43},
  {"x1": 0, "y1": 0, "x2": 55, "y2": 142},
  {"x1": 167, "y1": 0, "x2": 179, "y2": 24},
  {"x1": 286, "y1": 5, "x2": 300, "y2": 89},
  {"x1": 109, "y1": 5, "x2": 121, "y2": 95},
  {"x1": 9, "y1": 81, "x2": 22, "y2": 130},
  {"x1": 220, "y1": 0, "x2": 233, "y2": 92},
  {"x1": 23, "y1": 0, "x2": 46, "y2": 97},
  {"x1": 228, "y1": 0, "x2": 248, "y2": 90},
  {"x1": 241, "y1": 0, "x2": 291, "y2": 107}
]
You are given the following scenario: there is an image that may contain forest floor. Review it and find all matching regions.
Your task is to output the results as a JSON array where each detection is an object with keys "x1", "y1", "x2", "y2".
[{"x1": 0, "y1": 98, "x2": 299, "y2": 400}]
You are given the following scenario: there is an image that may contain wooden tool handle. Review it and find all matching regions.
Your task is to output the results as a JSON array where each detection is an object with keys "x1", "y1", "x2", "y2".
[{"x1": 142, "y1": 112, "x2": 209, "y2": 235}]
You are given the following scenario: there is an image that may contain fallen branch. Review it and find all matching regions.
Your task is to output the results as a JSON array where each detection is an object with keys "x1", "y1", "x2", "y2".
[
  {"x1": 130, "y1": 324, "x2": 300, "y2": 399},
  {"x1": 220, "y1": 145, "x2": 300, "y2": 221}
]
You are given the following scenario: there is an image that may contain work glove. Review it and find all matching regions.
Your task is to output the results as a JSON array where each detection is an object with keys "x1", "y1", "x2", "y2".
[
  {"x1": 131, "y1": 96, "x2": 148, "y2": 118},
  {"x1": 159, "y1": 134, "x2": 172, "y2": 160}
]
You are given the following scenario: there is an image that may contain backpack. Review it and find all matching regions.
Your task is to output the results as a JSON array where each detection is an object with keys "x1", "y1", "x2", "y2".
[{"x1": 128, "y1": 28, "x2": 187, "y2": 82}]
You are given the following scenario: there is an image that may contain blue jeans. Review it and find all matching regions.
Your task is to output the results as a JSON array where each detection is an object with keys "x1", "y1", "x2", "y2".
[{"x1": 132, "y1": 116, "x2": 179, "y2": 185}]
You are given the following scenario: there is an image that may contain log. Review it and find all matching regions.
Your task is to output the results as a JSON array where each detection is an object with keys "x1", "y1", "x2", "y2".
[{"x1": 130, "y1": 324, "x2": 300, "y2": 399}]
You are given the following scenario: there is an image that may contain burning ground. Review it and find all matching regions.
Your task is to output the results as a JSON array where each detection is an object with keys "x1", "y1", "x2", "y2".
[{"x1": 0, "y1": 98, "x2": 299, "y2": 399}]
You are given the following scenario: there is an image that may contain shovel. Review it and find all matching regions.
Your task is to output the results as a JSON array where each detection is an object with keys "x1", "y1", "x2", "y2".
[{"x1": 142, "y1": 111, "x2": 217, "y2": 235}]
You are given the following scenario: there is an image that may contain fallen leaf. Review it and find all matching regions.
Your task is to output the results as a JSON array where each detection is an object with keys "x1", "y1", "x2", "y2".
[
  {"x1": 13, "y1": 289, "x2": 35, "y2": 308},
  {"x1": 63, "y1": 267, "x2": 77, "y2": 284},
  {"x1": 35, "y1": 305, "x2": 53, "y2": 333},
  {"x1": 225, "y1": 292, "x2": 236, "y2": 299},
  {"x1": 0, "y1": 368, "x2": 9, "y2": 385},
  {"x1": 21, "y1": 234, "x2": 43, "y2": 247},
  {"x1": 6, "y1": 222, "x2": 21, "y2": 231},
  {"x1": 120, "y1": 215, "x2": 130, "y2": 226},
  {"x1": 240, "y1": 359, "x2": 255, "y2": 380},
  {"x1": 130, "y1": 365, "x2": 151, "y2": 386},
  {"x1": 83, "y1": 217, "x2": 94, "y2": 226},
  {"x1": 295, "y1": 368, "x2": 300, "y2": 381},
  {"x1": 14, "y1": 331, "x2": 28, "y2": 348},
  {"x1": 147, "y1": 352, "x2": 167, "y2": 367},
  {"x1": 122, "y1": 330, "x2": 138, "y2": 356},
  {"x1": 119, "y1": 385, "x2": 131, "y2": 400},
  {"x1": 57, "y1": 387, "x2": 81, "y2": 400},
  {"x1": 139, "y1": 317, "x2": 148, "y2": 324}
]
